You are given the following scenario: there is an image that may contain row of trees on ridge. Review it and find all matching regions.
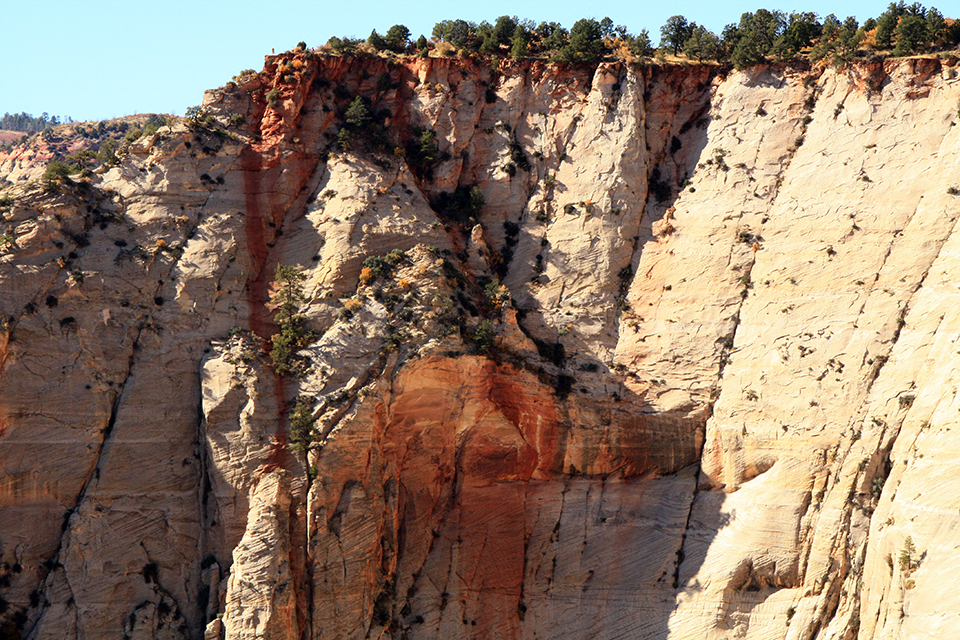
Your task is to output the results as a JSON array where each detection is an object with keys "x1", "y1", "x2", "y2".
[
  {"x1": 1, "y1": 112, "x2": 74, "y2": 133},
  {"x1": 323, "y1": 3, "x2": 960, "y2": 69}
]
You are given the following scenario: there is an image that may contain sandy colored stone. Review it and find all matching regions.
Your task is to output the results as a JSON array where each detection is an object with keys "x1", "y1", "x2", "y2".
[{"x1": 1, "y1": 51, "x2": 959, "y2": 640}]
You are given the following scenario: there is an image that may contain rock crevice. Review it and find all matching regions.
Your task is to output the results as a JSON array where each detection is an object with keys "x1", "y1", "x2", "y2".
[{"x1": 1, "y1": 53, "x2": 960, "y2": 639}]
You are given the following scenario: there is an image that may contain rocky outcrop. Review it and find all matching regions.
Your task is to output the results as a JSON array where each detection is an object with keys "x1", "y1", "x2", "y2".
[
  {"x1": 1, "y1": 50, "x2": 959, "y2": 639},
  {"x1": 222, "y1": 470, "x2": 298, "y2": 639}
]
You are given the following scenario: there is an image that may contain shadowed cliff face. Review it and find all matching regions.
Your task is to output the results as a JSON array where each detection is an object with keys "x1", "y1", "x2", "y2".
[{"x1": 1, "y1": 50, "x2": 959, "y2": 640}]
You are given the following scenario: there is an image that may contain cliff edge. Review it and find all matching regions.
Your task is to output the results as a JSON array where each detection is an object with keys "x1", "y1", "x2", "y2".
[{"x1": 1, "y1": 51, "x2": 959, "y2": 639}]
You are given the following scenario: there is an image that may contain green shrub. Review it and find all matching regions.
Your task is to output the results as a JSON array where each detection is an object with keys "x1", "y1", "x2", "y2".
[
  {"x1": 289, "y1": 396, "x2": 316, "y2": 451},
  {"x1": 471, "y1": 319, "x2": 496, "y2": 354},
  {"x1": 431, "y1": 186, "x2": 484, "y2": 227},
  {"x1": 265, "y1": 89, "x2": 281, "y2": 106},
  {"x1": 141, "y1": 114, "x2": 168, "y2": 137},
  {"x1": 337, "y1": 129, "x2": 352, "y2": 150},
  {"x1": 899, "y1": 536, "x2": 918, "y2": 574},
  {"x1": 96, "y1": 140, "x2": 119, "y2": 166},
  {"x1": 185, "y1": 105, "x2": 214, "y2": 128},
  {"x1": 383, "y1": 326, "x2": 403, "y2": 352},
  {"x1": 338, "y1": 96, "x2": 388, "y2": 150},
  {"x1": 367, "y1": 29, "x2": 387, "y2": 51},
  {"x1": 508, "y1": 138, "x2": 530, "y2": 171},
  {"x1": 406, "y1": 127, "x2": 439, "y2": 177},
  {"x1": 362, "y1": 249, "x2": 406, "y2": 279},
  {"x1": 63, "y1": 149, "x2": 96, "y2": 177},
  {"x1": 42, "y1": 158, "x2": 87, "y2": 190},
  {"x1": 269, "y1": 265, "x2": 309, "y2": 376},
  {"x1": 384, "y1": 24, "x2": 410, "y2": 52},
  {"x1": 327, "y1": 36, "x2": 361, "y2": 54},
  {"x1": 43, "y1": 160, "x2": 73, "y2": 181},
  {"x1": 483, "y1": 280, "x2": 509, "y2": 312}
]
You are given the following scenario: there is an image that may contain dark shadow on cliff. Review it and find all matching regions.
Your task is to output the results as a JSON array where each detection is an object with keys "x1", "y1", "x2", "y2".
[
  {"x1": 206, "y1": 54, "x2": 738, "y2": 639},
  {"x1": 367, "y1": 345, "x2": 715, "y2": 639}
]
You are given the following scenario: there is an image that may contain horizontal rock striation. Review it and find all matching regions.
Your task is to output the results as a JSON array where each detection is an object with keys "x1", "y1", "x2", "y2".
[{"x1": 0, "y1": 51, "x2": 958, "y2": 639}]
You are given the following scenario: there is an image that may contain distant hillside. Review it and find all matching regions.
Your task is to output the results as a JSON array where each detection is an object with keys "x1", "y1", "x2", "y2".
[
  {"x1": 0, "y1": 112, "x2": 72, "y2": 134},
  {"x1": 0, "y1": 114, "x2": 172, "y2": 184},
  {"x1": 0, "y1": 130, "x2": 24, "y2": 146}
]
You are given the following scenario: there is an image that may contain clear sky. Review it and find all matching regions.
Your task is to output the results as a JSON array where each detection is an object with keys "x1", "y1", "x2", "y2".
[{"x1": 1, "y1": 0, "x2": 910, "y2": 123}]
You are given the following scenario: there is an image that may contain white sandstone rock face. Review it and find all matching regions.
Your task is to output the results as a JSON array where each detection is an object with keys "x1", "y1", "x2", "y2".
[
  {"x1": 667, "y1": 60, "x2": 960, "y2": 640},
  {"x1": 222, "y1": 470, "x2": 298, "y2": 640},
  {"x1": 1, "y1": 52, "x2": 959, "y2": 640}
]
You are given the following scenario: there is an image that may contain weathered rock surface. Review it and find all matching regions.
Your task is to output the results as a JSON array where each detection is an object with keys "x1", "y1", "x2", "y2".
[{"x1": 1, "y1": 51, "x2": 960, "y2": 639}]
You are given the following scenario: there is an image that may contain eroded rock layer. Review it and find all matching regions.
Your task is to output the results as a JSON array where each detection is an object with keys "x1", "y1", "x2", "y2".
[{"x1": 1, "y1": 52, "x2": 959, "y2": 639}]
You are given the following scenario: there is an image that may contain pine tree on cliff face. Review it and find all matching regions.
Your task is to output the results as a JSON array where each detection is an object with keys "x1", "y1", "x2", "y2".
[
  {"x1": 683, "y1": 25, "x2": 721, "y2": 62},
  {"x1": 493, "y1": 15, "x2": 518, "y2": 46},
  {"x1": 660, "y1": 15, "x2": 693, "y2": 55},
  {"x1": 551, "y1": 18, "x2": 603, "y2": 63},
  {"x1": 892, "y1": 13, "x2": 929, "y2": 55},
  {"x1": 510, "y1": 26, "x2": 529, "y2": 59},
  {"x1": 367, "y1": 29, "x2": 387, "y2": 51},
  {"x1": 345, "y1": 97, "x2": 371, "y2": 131},
  {"x1": 432, "y1": 19, "x2": 476, "y2": 49},
  {"x1": 875, "y1": 1, "x2": 907, "y2": 49},
  {"x1": 384, "y1": 24, "x2": 410, "y2": 52},
  {"x1": 770, "y1": 11, "x2": 822, "y2": 59},
  {"x1": 729, "y1": 9, "x2": 787, "y2": 69},
  {"x1": 627, "y1": 30, "x2": 653, "y2": 58}
]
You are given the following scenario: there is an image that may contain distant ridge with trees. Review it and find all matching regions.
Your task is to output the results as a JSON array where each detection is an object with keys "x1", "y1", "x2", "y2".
[{"x1": 0, "y1": 112, "x2": 74, "y2": 134}]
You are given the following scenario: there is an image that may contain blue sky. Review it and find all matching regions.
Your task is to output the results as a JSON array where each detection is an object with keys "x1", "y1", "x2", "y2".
[{"x1": 2, "y1": 0, "x2": 908, "y2": 123}]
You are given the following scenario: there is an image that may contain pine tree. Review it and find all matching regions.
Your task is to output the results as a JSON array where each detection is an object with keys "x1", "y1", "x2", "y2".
[
  {"x1": 344, "y1": 97, "x2": 371, "y2": 131},
  {"x1": 384, "y1": 25, "x2": 410, "y2": 52},
  {"x1": 510, "y1": 26, "x2": 529, "y2": 59},
  {"x1": 367, "y1": 29, "x2": 387, "y2": 51}
]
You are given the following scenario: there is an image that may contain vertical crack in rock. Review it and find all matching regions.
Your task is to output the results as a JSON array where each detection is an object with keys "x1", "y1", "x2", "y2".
[
  {"x1": 672, "y1": 458, "x2": 707, "y2": 592},
  {"x1": 5, "y1": 54, "x2": 960, "y2": 640},
  {"x1": 225, "y1": 55, "x2": 349, "y2": 637},
  {"x1": 24, "y1": 321, "x2": 145, "y2": 637},
  {"x1": 70, "y1": 321, "x2": 143, "y2": 526},
  {"x1": 839, "y1": 215, "x2": 959, "y2": 637},
  {"x1": 195, "y1": 398, "x2": 216, "y2": 627}
]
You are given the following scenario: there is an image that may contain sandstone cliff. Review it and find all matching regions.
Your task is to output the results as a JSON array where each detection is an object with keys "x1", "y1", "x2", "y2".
[{"x1": 1, "y1": 50, "x2": 959, "y2": 639}]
